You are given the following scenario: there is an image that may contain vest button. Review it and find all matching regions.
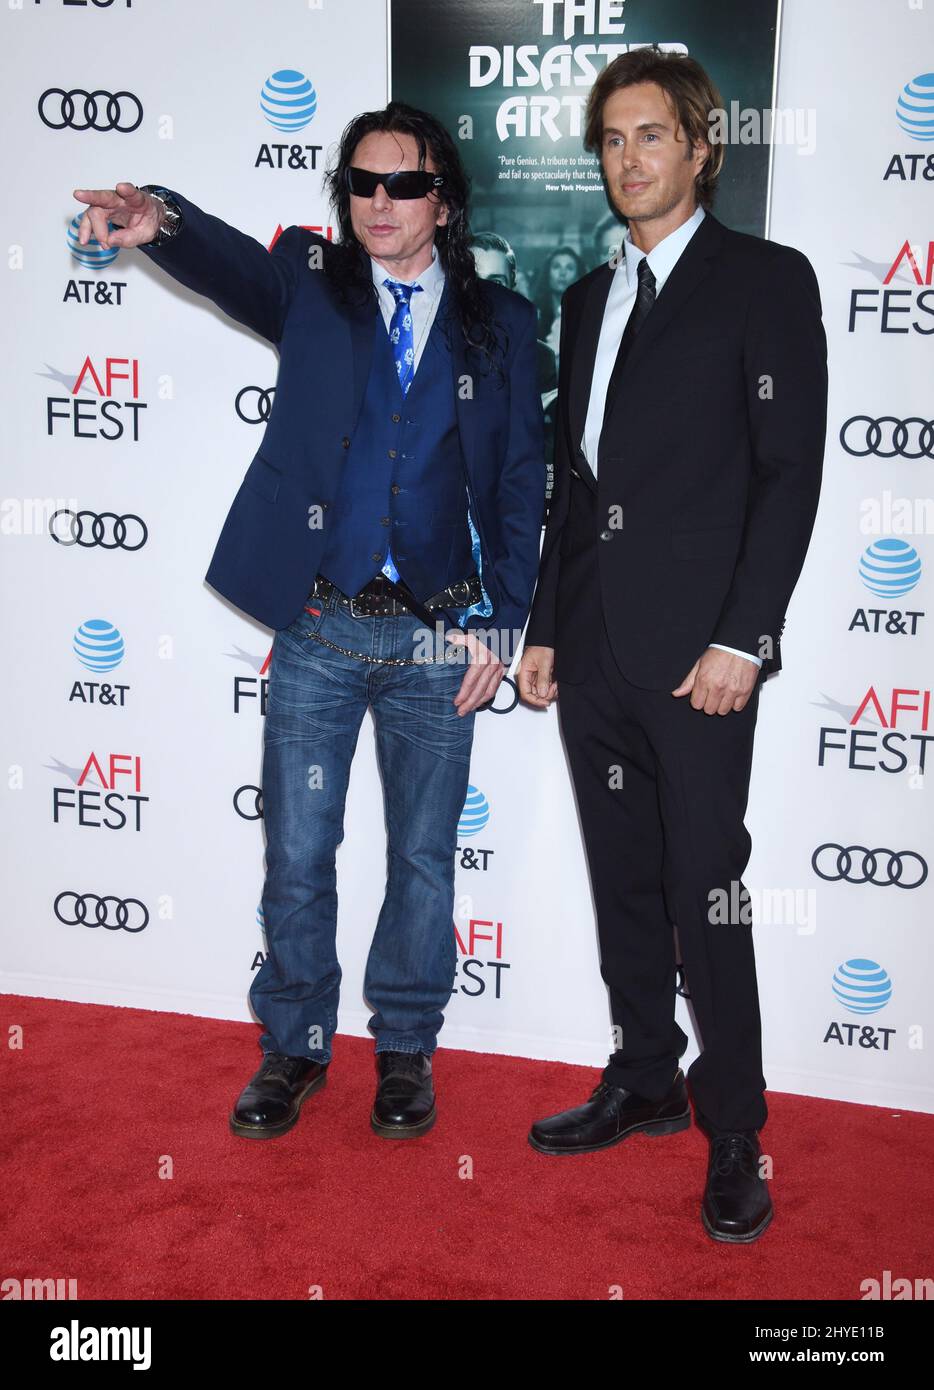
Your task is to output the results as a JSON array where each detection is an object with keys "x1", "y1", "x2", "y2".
[
  {"x1": 599, "y1": 529, "x2": 613, "y2": 541},
  {"x1": 371, "y1": 552, "x2": 381, "y2": 563},
  {"x1": 391, "y1": 413, "x2": 401, "y2": 423},
  {"x1": 388, "y1": 448, "x2": 397, "y2": 458},
  {"x1": 391, "y1": 484, "x2": 401, "y2": 495},
  {"x1": 380, "y1": 517, "x2": 391, "y2": 526},
  {"x1": 341, "y1": 436, "x2": 350, "y2": 448}
]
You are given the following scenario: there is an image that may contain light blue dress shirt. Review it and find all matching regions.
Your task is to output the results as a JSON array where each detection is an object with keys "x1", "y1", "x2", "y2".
[{"x1": 581, "y1": 206, "x2": 761, "y2": 668}]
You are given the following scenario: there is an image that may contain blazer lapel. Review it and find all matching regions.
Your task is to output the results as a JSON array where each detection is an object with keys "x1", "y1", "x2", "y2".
[
  {"x1": 569, "y1": 265, "x2": 613, "y2": 491},
  {"x1": 447, "y1": 281, "x2": 479, "y2": 482},
  {"x1": 346, "y1": 291, "x2": 379, "y2": 428},
  {"x1": 602, "y1": 212, "x2": 724, "y2": 436}
]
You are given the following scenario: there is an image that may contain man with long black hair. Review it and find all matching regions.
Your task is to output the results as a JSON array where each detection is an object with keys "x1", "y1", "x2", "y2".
[{"x1": 73, "y1": 101, "x2": 544, "y2": 1142}]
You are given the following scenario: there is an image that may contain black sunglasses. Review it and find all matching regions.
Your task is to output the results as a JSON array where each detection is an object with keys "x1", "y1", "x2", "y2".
[{"x1": 345, "y1": 166, "x2": 445, "y2": 200}]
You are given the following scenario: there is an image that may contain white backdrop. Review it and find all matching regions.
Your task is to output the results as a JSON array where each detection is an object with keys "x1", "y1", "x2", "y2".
[{"x1": 2, "y1": 0, "x2": 931, "y2": 1114}]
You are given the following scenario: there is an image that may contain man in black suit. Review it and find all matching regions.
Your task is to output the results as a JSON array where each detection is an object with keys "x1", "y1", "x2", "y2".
[{"x1": 517, "y1": 48, "x2": 827, "y2": 1243}]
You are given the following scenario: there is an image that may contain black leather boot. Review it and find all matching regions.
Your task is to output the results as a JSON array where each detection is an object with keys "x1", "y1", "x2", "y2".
[
  {"x1": 701, "y1": 1128, "x2": 773, "y2": 1242},
  {"x1": 229, "y1": 1051, "x2": 327, "y2": 1140},
  {"x1": 371, "y1": 1050, "x2": 436, "y2": 1139},
  {"x1": 528, "y1": 1068, "x2": 690, "y2": 1154}
]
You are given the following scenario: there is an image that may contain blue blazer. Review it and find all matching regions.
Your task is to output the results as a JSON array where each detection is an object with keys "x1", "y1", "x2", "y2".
[{"x1": 139, "y1": 192, "x2": 545, "y2": 651}]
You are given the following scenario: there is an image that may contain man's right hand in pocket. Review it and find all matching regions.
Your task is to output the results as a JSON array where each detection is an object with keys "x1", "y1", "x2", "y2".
[
  {"x1": 517, "y1": 645, "x2": 557, "y2": 708},
  {"x1": 73, "y1": 181, "x2": 164, "y2": 249}
]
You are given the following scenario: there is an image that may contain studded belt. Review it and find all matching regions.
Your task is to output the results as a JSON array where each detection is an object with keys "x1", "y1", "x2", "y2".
[
  {"x1": 308, "y1": 572, "x2": 483, "y2": 619},
  {"x1": 295, "y1": 572, "x2": 484, "y2": 666}
]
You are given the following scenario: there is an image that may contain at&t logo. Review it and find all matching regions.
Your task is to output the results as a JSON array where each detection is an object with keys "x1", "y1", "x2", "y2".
[
  {"x1": 256, "y1": 69, "x2": 322, "y2": 171},
  {"x1": 884, "y1": 72, "x2": 934, "y2": 180},
  {"x1": 824, "y1": 959, "x2": 896, "y2": 1054}
]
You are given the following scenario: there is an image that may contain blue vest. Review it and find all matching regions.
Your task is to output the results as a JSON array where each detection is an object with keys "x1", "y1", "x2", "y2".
[{"x1": 319, "y1": 293, "x2": 477, "y2": 603}]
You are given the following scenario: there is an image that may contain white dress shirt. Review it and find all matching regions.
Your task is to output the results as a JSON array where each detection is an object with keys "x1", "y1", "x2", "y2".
[{"x1": 581, "y1": 206, "x2": 761, "y2": 668}]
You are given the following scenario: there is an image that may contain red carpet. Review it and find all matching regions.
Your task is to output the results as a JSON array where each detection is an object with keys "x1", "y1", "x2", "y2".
[{"x1": 2, "y1": 993, "x2": 931, "y2": 1301}]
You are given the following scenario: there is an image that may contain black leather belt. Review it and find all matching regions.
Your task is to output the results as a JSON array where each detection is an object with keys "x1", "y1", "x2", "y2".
[{"x1": 307, "y1": 572, "x2": 484, "y2": 619}]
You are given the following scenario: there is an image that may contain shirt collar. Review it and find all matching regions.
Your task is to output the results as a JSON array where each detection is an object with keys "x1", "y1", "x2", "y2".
[
  {"x1": 370, "y1": 239, "x2": 444, "y2": 296},
  {"x1": 622, "y1": 204, "x2": 705, "y2": 293}
]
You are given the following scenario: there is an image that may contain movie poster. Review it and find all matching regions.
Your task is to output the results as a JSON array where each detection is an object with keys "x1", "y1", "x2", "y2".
[{"x1": 390, "y1": 0, "x2": 781, "y2": 494}]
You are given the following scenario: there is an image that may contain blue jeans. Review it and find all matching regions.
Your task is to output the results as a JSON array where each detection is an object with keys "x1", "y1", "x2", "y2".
[{"x1": 249, "y1": 585, "x2": 476, "y2": 1062}]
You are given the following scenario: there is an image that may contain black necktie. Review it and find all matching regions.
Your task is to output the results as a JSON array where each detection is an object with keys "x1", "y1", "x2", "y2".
[{"x1": 603, "y1": 255, "x2": 656, "y2": 410}]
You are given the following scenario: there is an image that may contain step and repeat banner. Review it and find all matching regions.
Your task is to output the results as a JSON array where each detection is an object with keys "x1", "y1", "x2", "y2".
[{"x1": 1, "y1": 0, "x2": 931, "y2": 1113}]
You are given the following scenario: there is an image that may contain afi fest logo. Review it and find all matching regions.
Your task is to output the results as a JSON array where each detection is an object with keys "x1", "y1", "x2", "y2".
[
  {"x1": 817, "y1": 685, "x2": 932, "y2": 778},
  {"x1": 45, "y1": 355, "x2": 147, "y2": 442},
  {"x1": 50, "y1": 752, "x2": 148, "y2": 831},
  {"x1": 849, "y1": 239, "x2": 934, "y2": 334}
]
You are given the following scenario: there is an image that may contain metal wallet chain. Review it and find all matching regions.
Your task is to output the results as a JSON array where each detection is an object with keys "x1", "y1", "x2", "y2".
[{"x1": 303, "y1": 626, "x2": 451, "y2": 666}]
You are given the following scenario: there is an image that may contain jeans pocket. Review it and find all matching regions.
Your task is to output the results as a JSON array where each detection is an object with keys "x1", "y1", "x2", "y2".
[{"x1": 282, "y1": 596, "x2": 328, "y2": 649}]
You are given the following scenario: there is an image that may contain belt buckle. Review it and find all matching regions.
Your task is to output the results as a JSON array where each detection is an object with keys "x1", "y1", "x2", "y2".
[{"x1": 349, "y1": 593, "x2": 369, "y2": 618}]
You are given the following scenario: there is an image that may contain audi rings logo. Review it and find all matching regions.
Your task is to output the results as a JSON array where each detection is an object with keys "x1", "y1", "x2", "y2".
[
  {"x1": 811, "y1": 843, "x2": 928, "y2": 888},
  {"x1": 235, "y1": 386, "x2": 276, "y2": 424},
  {"x1": 38, "y1": 88, "x2": 143, "y2": 132},
  {"x1": 489, "y1": 674, "x2": 519, "y2": 715},
  {"x1": 50, "y1": 510, "x2": 147, "y2": 550},
  {"x1": 840, "y1": 416, "x2": 934, "y2": 459},
  {"x1": 54, "y1": 891, "x2": 149, "y2": 933},
  {"x1": 234, "y1": 784, "x2": 264, "y2": 820}
]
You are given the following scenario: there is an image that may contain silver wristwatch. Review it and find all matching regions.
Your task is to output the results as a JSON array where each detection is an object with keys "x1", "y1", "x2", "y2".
[{"x1": 137, "y1": 184, "x2": 183, "y2": 245}]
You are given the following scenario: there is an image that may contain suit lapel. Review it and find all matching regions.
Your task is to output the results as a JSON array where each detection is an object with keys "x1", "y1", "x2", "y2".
[
  {"x1": 601, "y1": 212, "x2": 724, "y2": 437},
  {"x1": 346, "y1": 290, "x2": 379, "y2": 428},
  {"x1": 568, "y1": 266, "x2": 613, "y2": 491},
  {"x1": 446, "y1": 280, "x2": 479, "y2": 482}
]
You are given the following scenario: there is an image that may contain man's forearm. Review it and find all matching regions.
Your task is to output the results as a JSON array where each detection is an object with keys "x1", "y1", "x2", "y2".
[{"x1": 136, "y1": 188, "x2": 306, "y2": 345}]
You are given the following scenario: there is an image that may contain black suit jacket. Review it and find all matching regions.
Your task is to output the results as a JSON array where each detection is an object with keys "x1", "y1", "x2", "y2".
[{"x1": 524, "y1": 210, "x2": 828, "y2": 690}]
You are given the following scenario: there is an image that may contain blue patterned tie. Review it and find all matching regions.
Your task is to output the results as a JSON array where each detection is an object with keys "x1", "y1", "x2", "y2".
[{"x1": 380, "y1": 278, "x2": 423, "y2": 583}]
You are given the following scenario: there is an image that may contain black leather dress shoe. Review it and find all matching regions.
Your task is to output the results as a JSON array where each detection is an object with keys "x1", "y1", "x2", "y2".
[
  {"x1": 371, "y1": 1050, "x2": 436, "y2": 1139},
  {"x1": 701, "y1": 1128, "x2": 773, "y2": 1242},
  {"x1": 229, "y1": 1051, "x2": 327, "y2": 1140},
  {"x1": 528, "y1": 1068, "x2": 690, "y2": 1155}
]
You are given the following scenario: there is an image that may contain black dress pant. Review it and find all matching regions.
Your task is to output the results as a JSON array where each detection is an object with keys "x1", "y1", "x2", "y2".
[{"x1": 556, "y1": 609, "x2": 768, "y2": 1133}]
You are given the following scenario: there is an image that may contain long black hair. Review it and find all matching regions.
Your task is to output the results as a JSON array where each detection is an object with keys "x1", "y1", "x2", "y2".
[{"x1": 323, "y1": 100, "x2": 503, "y2": 377}]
